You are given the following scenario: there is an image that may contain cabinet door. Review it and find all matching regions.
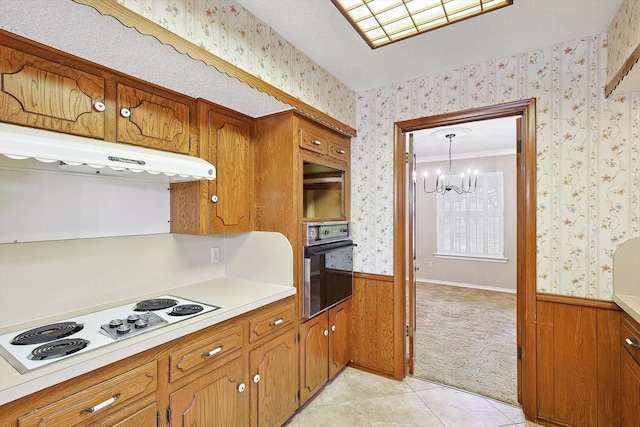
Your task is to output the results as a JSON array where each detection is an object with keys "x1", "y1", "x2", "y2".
[
  {"x1": 249, "y1": 329, "x2": 298, "y2": 427},
  {"x1": 207, "y1": 110, "x2": 253, "y2": 233},
  {"x1": 621, "y1": 347, "x2": 640, "y2": 427},
  {"x1": 0, "y1": 45, "x2": 105, "y2": 138},
  {"x1": 116, "y1": 83, "x2": 192, "y2": 155},
  {"x1": 329, "y1": 299, "x2": 351, "y2": 378},
  {"x1": 169, "y1": 355, "x2": 247, "y2": 427},
  {"x1": 299, "y1": 313, "x2": 329, "y2": 405}
]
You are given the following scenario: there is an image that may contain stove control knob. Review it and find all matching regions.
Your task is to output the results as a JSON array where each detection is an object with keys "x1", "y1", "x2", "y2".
[
  {"x1": 127, "y1": 314, "x2": 140, "y2": 323},
  {"x1": 116, "y1": 324, "x2": 131, "y2": 334},
  {"x1": 109, "y1": 319, "x2": 123, "y2": 328},
  {"x1": 134, "y1": 318, "x2": 148, "y2": 329}
]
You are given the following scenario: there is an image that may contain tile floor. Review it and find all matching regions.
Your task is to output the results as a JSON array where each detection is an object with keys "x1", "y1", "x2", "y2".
[{"x1": 283, "y1": 367, "x2": 541, "y2": 427}]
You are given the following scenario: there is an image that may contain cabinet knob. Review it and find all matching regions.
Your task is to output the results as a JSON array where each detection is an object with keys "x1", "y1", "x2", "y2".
[
  {"x1": 269, "y1": 318, "x2": 284, "y2": 327},
  {"x1": 331, "y1": 325, "x2": 336, "y2": 332},
  {"x1": 238, "y1": 383, "x2": 246, "y2": 393},
  {"x1": 120, "y1": 108, "x2": 131, "y2": 118},
  {"x1": 311, "y1": 139, "x2": 322, "y2": 146},
  {"x1": 253, "y1": 374, "x2": 260, "y2": 383},
  {"x1": 337, "y1": 149, "x2": 346, "y2": 154},
  {"x1": 323, "y1": 329, "x2": 329, "y2": 337},
  {"x1": 93, "y1": 101, "x2": 106, "y2": 112},
  {"x1": 211, "y1": 195, "x2": 218, "y2": 203},
  {"x1": 626, "y1": 338, "x2": 640, "y2": 349}
]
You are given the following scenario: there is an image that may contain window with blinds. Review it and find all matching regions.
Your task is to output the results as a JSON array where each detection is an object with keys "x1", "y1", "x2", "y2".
[{"x1": 436, "y1": 171, "x2": 505, "y2": 260}]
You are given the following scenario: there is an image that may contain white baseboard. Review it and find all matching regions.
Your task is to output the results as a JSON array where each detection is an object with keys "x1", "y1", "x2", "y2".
[{"x1": 416, "y1": 278, "x2": 516, "y2": 294}]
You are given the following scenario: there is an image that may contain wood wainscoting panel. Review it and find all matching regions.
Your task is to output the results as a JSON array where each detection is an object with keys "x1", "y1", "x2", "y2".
[
  {"x1": 350, "y1": 273, "x2": 395, "y2": 376},
  {"x1": 536, "y1": 294, "x2": 620, "y2": 427}
]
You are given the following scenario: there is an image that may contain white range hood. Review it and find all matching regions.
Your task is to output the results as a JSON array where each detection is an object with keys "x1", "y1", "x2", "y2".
[{"x1": 0, "y1": 123, "x2": 215, "y2": 182}]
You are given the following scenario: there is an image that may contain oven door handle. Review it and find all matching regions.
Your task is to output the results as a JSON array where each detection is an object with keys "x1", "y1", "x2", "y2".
[{"x1": 305, "y1": 242, "x2": 357, "y2": 257}]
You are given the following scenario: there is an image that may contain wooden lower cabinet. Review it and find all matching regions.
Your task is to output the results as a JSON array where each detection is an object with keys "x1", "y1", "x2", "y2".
[
  {"x1": 169, "y1": 355, "x2": 247, "y2": 427},
  {"x1": 621, "y1": 312, "x2": 640, "y2": 427},
  {"x1": 299, "y1": 299, "x2": 351, "y2": 405},
  {"x1": 249, "y1": 328, "x2": 298, "y2": 427},
  {"x1": 15, "y1": 362, "x2": 158, "y2": 427}
]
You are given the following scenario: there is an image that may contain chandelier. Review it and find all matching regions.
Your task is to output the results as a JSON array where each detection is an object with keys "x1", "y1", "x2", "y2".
[{"x1": 423, "y1": 133, "x2": 478, "y2": 195}]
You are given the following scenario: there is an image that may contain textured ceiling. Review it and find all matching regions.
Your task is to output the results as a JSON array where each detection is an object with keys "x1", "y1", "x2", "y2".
[{"x1": 236, "y1": 0, "x2": 624, "y2": 92}]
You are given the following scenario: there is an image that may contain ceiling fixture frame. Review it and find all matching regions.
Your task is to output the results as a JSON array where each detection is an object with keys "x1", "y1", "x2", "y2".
[{"x1": 331, "y1": 0, "x2": 513, "y2": 49}]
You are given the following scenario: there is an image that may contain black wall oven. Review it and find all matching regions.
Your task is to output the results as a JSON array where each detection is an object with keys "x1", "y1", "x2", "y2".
[{"x1": 303, "y1": 221, "x2": 355, "y2": 319}]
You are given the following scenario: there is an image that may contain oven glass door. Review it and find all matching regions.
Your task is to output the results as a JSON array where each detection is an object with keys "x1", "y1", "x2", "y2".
[{"x1": 303, "y1": 241, "x2": 355, "y2": 319}]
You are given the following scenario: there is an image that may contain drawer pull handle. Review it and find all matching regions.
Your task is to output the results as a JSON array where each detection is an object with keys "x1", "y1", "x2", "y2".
[
  {"x1": 337, "y1": 149, "x2": 346, "y2": 154},
  {"x1": 202, "y1": 346, "x2": 223, "y2": 357},
  {"x1": 269, "y1": 318, "x2": 284, "y2": 327},
  {"x1": 626, "y1": 338, "x2": 640, "y2": 349},
  {"x1": 80, "y1": 393, "x2": 120, "y2": 415},
  {"x1": 311, "y1": 139, "x2": 322, "y2": 146}
]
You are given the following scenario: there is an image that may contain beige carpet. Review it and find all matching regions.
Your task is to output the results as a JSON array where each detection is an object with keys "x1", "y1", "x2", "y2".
[{"x1": 412, "y1": 282, "x2": 518, "y2": 405}]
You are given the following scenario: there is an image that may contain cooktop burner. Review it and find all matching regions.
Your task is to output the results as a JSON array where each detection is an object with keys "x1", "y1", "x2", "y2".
[
  {"x1": 11, "y1": 322, "x2": 84, "y2": 346},
  {"x1": 0, "y1": 295, "x2": 221, "y2": 374},
  {"x1": 28, "y1": 338, "x2": 90, "y2": 360},
  {"x1": 168, "y1": 304, "x2": 204, "y2": 316},
  {"x1": 133, "y1": 298, "x2": 178, "y2": 311}
]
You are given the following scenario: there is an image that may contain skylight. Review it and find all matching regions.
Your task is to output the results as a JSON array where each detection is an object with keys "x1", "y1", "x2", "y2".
[{"x1": 331, "y1": 0, "x2": 513, "y2": 48}]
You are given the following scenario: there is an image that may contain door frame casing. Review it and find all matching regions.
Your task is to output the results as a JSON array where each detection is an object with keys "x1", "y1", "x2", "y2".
[{"x1": 393, "y1": 99, "x2": 537, "y2": 420}]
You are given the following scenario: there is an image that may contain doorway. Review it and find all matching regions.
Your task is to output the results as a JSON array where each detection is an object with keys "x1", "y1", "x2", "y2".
[
  {"x1": 410, "y1": 116, "x2": 519, "y2": 404},
  {"x1": 393, "y1": 99, "x2": 538, "y2": 420}
]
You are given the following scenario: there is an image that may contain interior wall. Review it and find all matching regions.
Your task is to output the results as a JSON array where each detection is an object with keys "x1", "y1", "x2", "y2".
[
  {"x1": 352, "y1": 32, "x2": 640, "y2": 300},
  {"x1": 415, "y1": 154, "x2": 517, "y2": 291},
  {"x1": 0, "y1": 233, "x2": 226, "y2": 328}
]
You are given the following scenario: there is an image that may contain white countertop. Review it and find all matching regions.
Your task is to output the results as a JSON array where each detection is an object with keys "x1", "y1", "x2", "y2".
[
  {"x1": 0, "y1": 276, "x2": 296, "y2": 406},
  {"x1": 614, "y1": 294, "x2": 640, "y2": 325}
]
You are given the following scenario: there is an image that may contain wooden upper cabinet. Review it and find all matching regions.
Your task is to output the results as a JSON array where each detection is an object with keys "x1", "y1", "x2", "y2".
[
  {"x1": 116, "y1": 82, "x2": 194, "y2": 155},
  {"x1": 203, "y1": 101, "x2": 254, "y2": 233},
  {"x1": 299, "y1": 121, "x2": 328, "y2": 155},
  {"x1": 0, "y1": 44, "x2": 106, "y2": 139}
]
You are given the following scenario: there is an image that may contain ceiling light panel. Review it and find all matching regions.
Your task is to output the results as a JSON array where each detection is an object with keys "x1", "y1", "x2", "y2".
[{"x1": 332, "y1": 0, "x2": 512, "y2": 49}]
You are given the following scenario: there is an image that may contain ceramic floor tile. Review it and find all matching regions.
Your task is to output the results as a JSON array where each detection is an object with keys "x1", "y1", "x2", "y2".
[
  {"x1": 307, "y1": 373, "x2": 357, "y2": 407},
  {"x1": 295, "y1": 401, "x2": 371, "y2": 427},
  {"x1": 416, "y1": 386, "x2": 512, "y2": 427},
  {"x1": 487, "y1": 399, "x2": 527, "y2": 424},
  {"x1": 343, "y1": 367, "x2": 414, "y2": 399},
  {"x1": 359, "y1": 392, "x2": 445, "y2": 426},
  {"x1": 404, "y1": 374, "x2": 446, "y2": 392}
]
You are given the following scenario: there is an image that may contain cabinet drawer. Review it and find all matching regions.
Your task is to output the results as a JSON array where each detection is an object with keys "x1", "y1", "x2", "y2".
[
  {"x1": 249, "y1": 303, "x2": 295, "y2": 343},
  {"x1": 299, "y1": 125, "x2": 328, "y2": 155},
  {"x1": 328, "y1": 138, "x2": 349, "y2": 163},
  {"x1": 169, "y1": 324, "x2": 243, "y2": 383},
  {"x1": 0, "y1": 44, "x2": 106, "y2": 139},
  {"x1": 18, "y1": 361, "x2": 157, "y2": 427},
  {"x1": 621, "y1": 313, "x2": 640, "y2": 365}
]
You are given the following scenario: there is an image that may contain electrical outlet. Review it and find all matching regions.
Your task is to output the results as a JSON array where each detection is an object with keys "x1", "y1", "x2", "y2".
[
  {"x1": 428, "y1": 261, "x2": 433, "y2": 268},
  {"x1": 210, "y1": 247, "x2": 220, "y2": 263}
]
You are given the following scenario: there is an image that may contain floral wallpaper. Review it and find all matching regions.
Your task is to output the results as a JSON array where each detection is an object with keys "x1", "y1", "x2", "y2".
[
  {"x1": 116, "y1": 0, "x2": 355, "y2": 128},
  {"x1": 352, "y1": 33, "x2": 640, "y2": 300},
  {"x1": 607, "y1": 0, "x2": 639, "y2": 85},
  {"x1": 115, "y1": 1, "x2": 638, "y2": 301}
]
